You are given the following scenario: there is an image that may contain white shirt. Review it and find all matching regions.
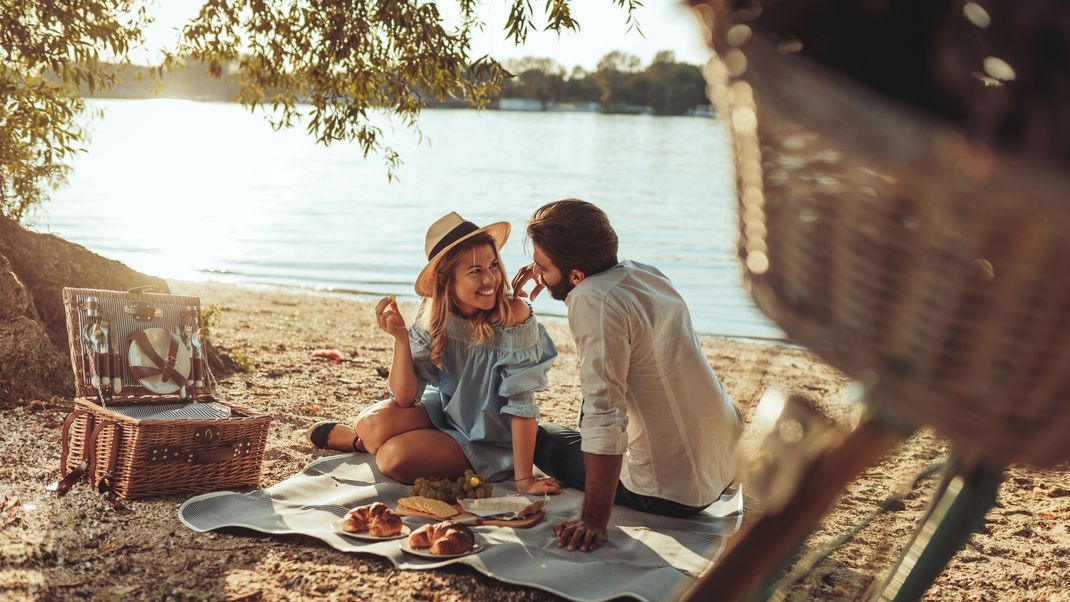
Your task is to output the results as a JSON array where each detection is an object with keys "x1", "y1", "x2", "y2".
[{"x1": 566, "y1": 260, "x2": 743, "y2": 506}]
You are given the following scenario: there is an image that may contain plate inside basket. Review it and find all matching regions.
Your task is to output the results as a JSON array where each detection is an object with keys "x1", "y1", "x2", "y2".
[
  {"x1": 333, "y1": 520, "x2": 411, "y2": 541},
  {"x1": 399, "y1": 539, "x2": 484, "y2": 559}
]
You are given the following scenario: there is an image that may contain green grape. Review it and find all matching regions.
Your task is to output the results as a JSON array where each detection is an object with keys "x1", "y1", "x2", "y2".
[{"x1": 485, "y1": 483, "x2": 493, "y2": 495}]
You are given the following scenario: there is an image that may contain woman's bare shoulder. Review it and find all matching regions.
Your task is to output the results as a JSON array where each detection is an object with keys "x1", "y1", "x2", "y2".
[{"x1": 505, "y1": 297, "x2": 532, "y2": 327}]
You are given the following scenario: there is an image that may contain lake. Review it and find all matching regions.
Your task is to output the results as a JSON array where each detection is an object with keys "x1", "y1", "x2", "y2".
[{"x1": 31, "y1": 99, "x2": 782, "y2": 339}]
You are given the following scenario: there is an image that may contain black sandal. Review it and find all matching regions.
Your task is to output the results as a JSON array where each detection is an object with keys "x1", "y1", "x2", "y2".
[
  {"x1": 306, "y1": 421, "x2": 364, "y2": 452},
  {"x1": 306, "y1": 421, "x2": 338, "y2": 449}
]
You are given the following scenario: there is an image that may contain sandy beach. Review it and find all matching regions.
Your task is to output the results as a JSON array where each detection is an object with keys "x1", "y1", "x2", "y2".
[{"x1": 2, "y1": 280, "x2": 1068, "y2": 601}]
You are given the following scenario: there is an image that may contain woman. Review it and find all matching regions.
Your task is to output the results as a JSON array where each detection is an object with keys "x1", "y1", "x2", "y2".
[{"x1": 308, "y1": 212, "x2": 559, "y2": 495}]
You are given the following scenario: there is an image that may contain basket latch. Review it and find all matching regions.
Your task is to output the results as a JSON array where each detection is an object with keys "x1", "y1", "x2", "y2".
[
  {"x1": 123, "y1": 302, "x2": 162, "y2": 322},
  {"x1": 193, "y1": 426, "x2": 221, "y2": 441}
]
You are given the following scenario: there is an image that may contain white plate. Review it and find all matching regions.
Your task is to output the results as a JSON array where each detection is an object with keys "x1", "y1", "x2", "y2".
[
  {"x1": 127, "y1": 328, "x2": 191, "y2": 395},
  {"x1": 333, "y1": 519, "x2": 411, "y2": 541},
  {"x1": 399, "y1": 539, "x2": 484, "y2": 559}
]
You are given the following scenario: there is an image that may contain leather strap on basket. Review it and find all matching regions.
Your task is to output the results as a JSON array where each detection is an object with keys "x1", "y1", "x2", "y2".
[
  {"x1": 86, "y1": 421, "x2": 122, "y2": 493},
  {"x1": 48, "y1": 410, "x2": 95, "y2": 496},
  {"x1": 148, "y1": 438, "x2": 252, "y2": 465},
  {"x1": 129, "y1": 330, "x2": 186, "y2": 385}
]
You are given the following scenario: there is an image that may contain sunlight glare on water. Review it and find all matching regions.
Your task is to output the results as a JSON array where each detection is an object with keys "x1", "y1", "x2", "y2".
[{"x1": 34, "y1": 99, "x2": 782, "y2": 339}]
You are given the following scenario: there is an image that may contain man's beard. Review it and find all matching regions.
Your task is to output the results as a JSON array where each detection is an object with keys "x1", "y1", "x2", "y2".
[{"x1": 545, "y1": 277, "x2": 574, "y2": 301}]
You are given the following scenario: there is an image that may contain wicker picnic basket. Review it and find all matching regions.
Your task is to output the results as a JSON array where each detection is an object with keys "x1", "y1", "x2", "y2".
[
  {"x1": 55, "y1": 287, "x2": 271, "y2": 498},
  {"x1": 693, "y1": 1, "x2": 1070, "y2": 467}
]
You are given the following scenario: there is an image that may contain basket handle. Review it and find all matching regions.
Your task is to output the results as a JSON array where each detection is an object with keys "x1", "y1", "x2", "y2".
[
  {"x1": 87, "y1": 421, "x2": 122, "y2": 492},
  {"x1": 48, "y1": 410, "x2": 95, "y2": 496},
  {"x1": 126, "y1": 285, "x2": 159, "y2": 294}
]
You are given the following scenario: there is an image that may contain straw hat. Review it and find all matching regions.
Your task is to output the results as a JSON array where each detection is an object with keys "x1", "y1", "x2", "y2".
[{"x1": 414, "y1": 212, "x2": 511, "y2": 297}]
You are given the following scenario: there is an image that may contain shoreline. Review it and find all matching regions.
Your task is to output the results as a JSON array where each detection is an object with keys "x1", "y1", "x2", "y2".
[
  {"x1": 168, "y1": 277, "x2": 792, "y2": 345},
  {"x1": 1, "y1": 280, "x2": 1066, "y2": 601}
]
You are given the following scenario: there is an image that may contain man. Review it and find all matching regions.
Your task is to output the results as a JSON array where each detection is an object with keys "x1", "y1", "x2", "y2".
[{"x1": 511, "y1": 199, "x2": 743, "y2": 553}]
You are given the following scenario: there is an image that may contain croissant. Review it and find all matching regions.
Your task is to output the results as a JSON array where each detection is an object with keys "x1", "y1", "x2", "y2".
[
  {"x1": 342, "y1": 502, "x2": 399, "y2": 535},
  {"x1": 407, "y1": 521, "x2": 475, "y2": 555},
  {"x1": 340, "y1": 514, "x2": 368, "y2": 533},
  {"x1": 368, "y1": 513, "x2": 403, "y2": 537},
  {"x1": 361, "y1": 502, "x2": 391, "y2": 520}
]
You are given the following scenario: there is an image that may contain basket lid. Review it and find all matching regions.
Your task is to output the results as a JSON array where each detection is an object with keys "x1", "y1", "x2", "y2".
[{"x1": 62, "y1": 287, "x2": 215, "y2": 401}]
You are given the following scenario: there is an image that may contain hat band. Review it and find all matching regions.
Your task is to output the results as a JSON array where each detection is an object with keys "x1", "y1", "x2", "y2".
[{"x1": 428, "y1": 221, "x2": 480, "y2": 260}]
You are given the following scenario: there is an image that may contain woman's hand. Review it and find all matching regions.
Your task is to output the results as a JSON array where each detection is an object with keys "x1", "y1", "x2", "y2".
[
  {"x1": 516, "y1": 476, "x2": 560, "y2": 495},
  {"x1": 511, "y1": 263, "x2": 545, "y2": 301},
  {"x1": 375, "y1": 296, "x2": 408, "y2": 340}
]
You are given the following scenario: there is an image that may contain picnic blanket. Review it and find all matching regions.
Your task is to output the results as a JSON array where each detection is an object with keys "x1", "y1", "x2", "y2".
[{"x1": 178, "y1": 453, "x2": 743, "y2": 602}]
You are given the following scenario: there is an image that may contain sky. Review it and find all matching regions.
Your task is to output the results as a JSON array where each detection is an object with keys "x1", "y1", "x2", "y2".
[{"x1": 135, "y1": 0, "x2": 714, "y2": 70}]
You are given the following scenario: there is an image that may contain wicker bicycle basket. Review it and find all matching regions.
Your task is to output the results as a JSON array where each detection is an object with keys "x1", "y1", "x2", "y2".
[
  {"x1": 58, "y1": 288, "x2": 271, "y2": 498},
  {"x1": 693, "y1": 1, "x2": 1070, "y2": 467}
]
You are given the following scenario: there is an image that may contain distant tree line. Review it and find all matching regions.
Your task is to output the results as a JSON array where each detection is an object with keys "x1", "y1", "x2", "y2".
[
  {"x1": 501, "y1": 50, "x2": 709, "y2": 115},
  {"x1": 4, "y1": 0, "x2": 636, "y2": 221},
  {"x1": 82, "y1": 49, "x2": 710, "y2": 118}
]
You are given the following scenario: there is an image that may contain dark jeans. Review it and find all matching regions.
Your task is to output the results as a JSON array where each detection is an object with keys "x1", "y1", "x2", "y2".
[{"x1": 533, "y1": 422, "x2": 711, "y2": 518}]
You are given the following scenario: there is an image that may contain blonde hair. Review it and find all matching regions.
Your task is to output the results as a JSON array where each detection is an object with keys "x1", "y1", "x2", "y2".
[{"x1": 422, "y1": 233, "x2": 512, "y2": 368}]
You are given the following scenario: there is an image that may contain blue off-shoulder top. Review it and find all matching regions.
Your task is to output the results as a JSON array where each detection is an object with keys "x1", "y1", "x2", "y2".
[{"x1": 392, "y1": 306, "x2": 558, "y2": 480}]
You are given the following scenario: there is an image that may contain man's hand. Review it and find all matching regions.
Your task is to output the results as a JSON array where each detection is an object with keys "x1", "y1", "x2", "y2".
[
  {"x1": 511, "y1": 263, "x2": 545, "y2": 301},
  {"x1": 553, "y1": 518, "x2": 609, "y2": 552}
]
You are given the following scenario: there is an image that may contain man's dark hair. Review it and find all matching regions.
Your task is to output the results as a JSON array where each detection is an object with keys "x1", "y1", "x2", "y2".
[{"x1": 527, "y1": 199, "x2": 619, "y2": 276}]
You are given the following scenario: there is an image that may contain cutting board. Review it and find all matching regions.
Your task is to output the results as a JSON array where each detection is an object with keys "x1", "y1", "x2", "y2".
[{"x1": 395, "y1": 505, "x2": 545, "y2": 528}]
